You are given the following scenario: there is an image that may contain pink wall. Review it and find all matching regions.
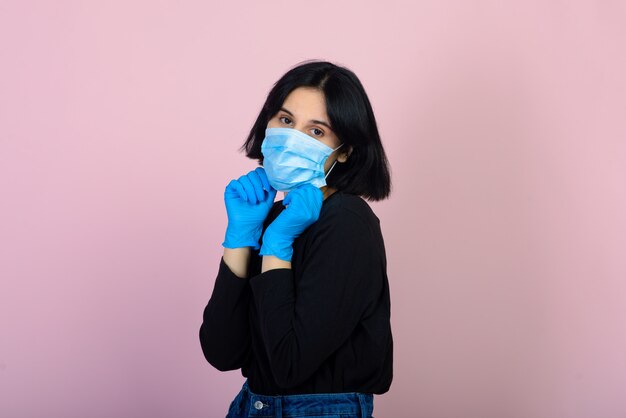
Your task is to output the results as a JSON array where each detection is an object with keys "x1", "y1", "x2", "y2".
[{"x1": 1, "y1": 1, "x2": 625, "y2": 417}]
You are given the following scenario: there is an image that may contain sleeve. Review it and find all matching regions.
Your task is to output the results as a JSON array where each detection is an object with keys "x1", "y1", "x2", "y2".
[
  {"x1": 249, "y1": 209, "x2": 383, "y2": 388},
  {"x1": 199, "y1": 257, "x2": 252, "y2": 371}
]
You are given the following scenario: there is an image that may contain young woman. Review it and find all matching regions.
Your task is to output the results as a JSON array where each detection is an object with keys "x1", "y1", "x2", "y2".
[{"x1": 199, "y1": 60, "x2": 393, "y2": 418}]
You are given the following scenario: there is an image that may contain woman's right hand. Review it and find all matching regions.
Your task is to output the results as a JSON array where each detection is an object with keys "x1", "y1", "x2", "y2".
[{"x1": 222, "y1": 167, "x2": 277, "y2": 250}]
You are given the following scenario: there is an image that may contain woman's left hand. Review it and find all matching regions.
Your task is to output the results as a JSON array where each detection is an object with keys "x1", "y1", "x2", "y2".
[{"x1": 259, "y1": 184, "x2": 323, "y2": 262}]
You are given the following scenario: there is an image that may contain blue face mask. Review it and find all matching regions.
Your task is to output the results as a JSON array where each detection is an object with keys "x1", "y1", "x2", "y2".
[{"x1": 261, "y1": 127, "x2": 344, "y2": 192}]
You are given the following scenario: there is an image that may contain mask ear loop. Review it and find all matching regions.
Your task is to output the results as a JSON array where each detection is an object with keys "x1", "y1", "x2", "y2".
[{"x1": 324, "y1": 143, "x2": 345, "y2": 180}]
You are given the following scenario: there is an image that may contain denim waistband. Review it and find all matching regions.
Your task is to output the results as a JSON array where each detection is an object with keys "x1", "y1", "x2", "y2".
[{"x1": 237, "y1": 379, "x2": 373, "y2": 418}]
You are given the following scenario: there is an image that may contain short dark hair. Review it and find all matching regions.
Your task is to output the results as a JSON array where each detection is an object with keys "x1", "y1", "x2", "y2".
[{"x1": 241, "y1": 59, "x2": 392, "y2": 201}]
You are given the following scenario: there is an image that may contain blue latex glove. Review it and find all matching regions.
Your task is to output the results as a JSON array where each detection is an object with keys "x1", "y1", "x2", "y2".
[
  {"x1": 260, "y1": 184, "x2": 323, "y2": 262},
  {"x1": 222, "y1": 167, "x2": 277, "y2": 250}
]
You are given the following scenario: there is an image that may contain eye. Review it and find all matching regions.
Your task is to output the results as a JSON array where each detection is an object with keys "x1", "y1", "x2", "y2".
[
  {"x1": 311, "y1": 128, "x2": 324, "y2": 137},
  {"x1": 279, "y1": 116, "x2": 292, "y2": 125}
]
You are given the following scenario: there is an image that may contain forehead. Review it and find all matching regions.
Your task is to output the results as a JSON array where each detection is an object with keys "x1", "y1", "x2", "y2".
[{"x1": 281, "y1": 87, "x2": 328, "y2": 118}]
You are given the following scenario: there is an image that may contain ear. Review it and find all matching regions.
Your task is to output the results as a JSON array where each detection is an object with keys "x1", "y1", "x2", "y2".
[{"x1": 337, "y1": 145, "x2": 353, "y2": 163}]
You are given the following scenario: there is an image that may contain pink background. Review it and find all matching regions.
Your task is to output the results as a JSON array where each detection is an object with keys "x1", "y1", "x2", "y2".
[{"x1": 1, "y1": 1, "x2": 625, "y2": 417}]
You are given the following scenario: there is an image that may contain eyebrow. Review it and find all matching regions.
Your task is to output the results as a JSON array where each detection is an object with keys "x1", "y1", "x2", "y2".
[{"x1": 279, "y1": 107, "x2": 333, "y2": 130}]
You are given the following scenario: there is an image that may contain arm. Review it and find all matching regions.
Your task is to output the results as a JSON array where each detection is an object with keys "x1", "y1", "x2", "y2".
[
  {"x1": 224, "y1": 247, "x2": 252, "y2": 278},
  {"x1": 262, "y1": 255, "x2": 291, "y2": 272},
  {"x1": 200, "y1": 167, "x2": 276, "y2": 370},
  {"x1": 249, "y1": 211, "x2": 383, "y2": 388},
  {"x1": 199, "y1": 254, "x2": 252, "y2": 371}
]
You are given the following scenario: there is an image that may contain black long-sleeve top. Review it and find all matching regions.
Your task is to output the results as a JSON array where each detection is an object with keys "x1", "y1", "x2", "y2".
[{"x1": 199, "y1": 190, "x2": 393, "y2": 395}]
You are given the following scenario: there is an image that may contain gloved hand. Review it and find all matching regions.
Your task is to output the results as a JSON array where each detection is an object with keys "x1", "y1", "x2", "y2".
[
  {"x1": 260, "y1": 183, "x2": 323, "y2": 262},
  {"x1": 222, "y1": 167, "x2": 277, "y2": 250}
]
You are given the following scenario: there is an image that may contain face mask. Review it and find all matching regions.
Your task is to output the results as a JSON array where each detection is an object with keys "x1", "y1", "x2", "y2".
[{"x1": 261, "y1": 127, "x2": 344, "y2": 192}]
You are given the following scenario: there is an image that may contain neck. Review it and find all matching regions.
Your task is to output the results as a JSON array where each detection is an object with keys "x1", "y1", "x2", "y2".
[
  {"x1": 321, "y1": 186, "x2": 337, "y2": 200},
  {"x1": 283, "y1": 186, "x2": 337, "y2": 201}
]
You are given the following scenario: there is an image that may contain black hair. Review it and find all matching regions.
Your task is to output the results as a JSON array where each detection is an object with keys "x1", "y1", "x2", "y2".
[{"x1": 240, "y1": 59, "x2": 392, "y2": 201}]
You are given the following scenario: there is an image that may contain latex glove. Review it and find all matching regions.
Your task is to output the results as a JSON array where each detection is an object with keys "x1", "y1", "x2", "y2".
[
  {"x1": 260, "y1": 184, "x2": 323, "y2": 262},
  {"x1": 222, "y1": 167, "x2": 277, "y2": 250}
]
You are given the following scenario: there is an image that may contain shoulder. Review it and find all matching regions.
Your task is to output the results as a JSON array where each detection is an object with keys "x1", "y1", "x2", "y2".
[
  {"x1": 315, "y1": 191, "x2": 381, "y2": 236},
  {"x1": 325, "y1": 191, "x2": 379, "y2": 219},
  {"x1": 300, "y1": 191, "x2": 386, "y2": 267},
  {"x1": 266, "y1": 190, "x2": 381, "y2": 235}
]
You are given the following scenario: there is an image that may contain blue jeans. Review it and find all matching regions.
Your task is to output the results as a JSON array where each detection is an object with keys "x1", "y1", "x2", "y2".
[{"x1": 225, "y1": 379, "x2": 375, "y2": 418}]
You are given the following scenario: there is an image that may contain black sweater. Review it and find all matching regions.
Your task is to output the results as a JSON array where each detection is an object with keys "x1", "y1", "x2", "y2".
[{"x1": 199, "y1": 190, "x2": 393, "y2": 395}]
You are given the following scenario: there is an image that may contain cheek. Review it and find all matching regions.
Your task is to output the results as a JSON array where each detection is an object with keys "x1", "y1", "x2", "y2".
[
  {"x1": 267, "y1": 116, "x2": 280, "y2": 128},
  {"x1": 324, "y1": 154, "x2": 336, "y2": 171},
  {"x1": 320, "y1": 136, "x2": 339, "y2": 149},
  {"x1": 327, "y1": 135, "x2": 341, "y2": 149}
]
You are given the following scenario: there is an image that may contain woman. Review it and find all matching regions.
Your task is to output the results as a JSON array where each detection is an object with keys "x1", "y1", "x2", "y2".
[{"x1": 199, "y1": 60, "x2": 393, "y2": 418}]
